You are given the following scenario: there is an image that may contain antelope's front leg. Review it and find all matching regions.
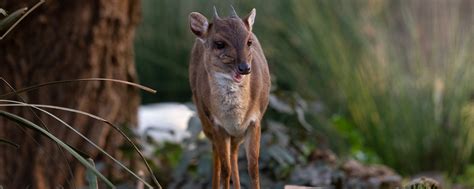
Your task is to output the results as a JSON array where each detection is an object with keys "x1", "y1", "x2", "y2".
[
  {"x1": 214, "y1": 126, "x2": 232, "y2": 189},
  {"x1": 245, "y1": 121, "x2": 261, "y2": 189},
  {"x1": 231, "y1": 137, "x2": 244, "y2": 189},
  {"x1": 212, "y1": 144, "x2": 221, "y2": 189}
]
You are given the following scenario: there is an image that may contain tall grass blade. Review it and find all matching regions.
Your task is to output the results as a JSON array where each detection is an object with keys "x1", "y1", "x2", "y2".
[
  {"x1": 0, "y1": 100, "x2": 161, "y2": 188},
  {"x1": 86, "y1": 158, "x2": 99, "y2": 189},
  {"x1": 0, "y1": 138, "x2": 19, "y2": 148},
  {"x1": 0, "y1": 110, "x2": 115, "y2": 188},
  {"x1": 0, "y1": 0, "x2": 44, "y2": 40},
  {"x1": 0, "y1": 78, "x2": 156, "y2": 99},
  {"x1": 0, "y1": 8, "x2": 7, "y2": 16},
  {"x1": 66, "y1": 143, "x2": 91, "y2": 159},
  {"x1": 0, "y1": 78, "x2": 77, "y2": 188},
  {"x1": 0, "y1": 7, "x2": 26, "y2": 30}
]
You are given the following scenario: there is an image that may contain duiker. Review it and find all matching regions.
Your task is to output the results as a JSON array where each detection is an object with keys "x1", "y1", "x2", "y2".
[{"x1": 188, "y1": 6, "x2": 270, "y2": 189}]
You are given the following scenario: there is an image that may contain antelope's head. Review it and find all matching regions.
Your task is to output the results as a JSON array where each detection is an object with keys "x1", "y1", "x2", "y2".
[{"x1": 189, "y1": 6, "x2": 256, "y2": 83}]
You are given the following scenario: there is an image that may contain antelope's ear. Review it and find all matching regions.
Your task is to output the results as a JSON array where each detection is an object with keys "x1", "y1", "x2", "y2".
[
  {"x1": 244, "y1": 8, "x2": 256, "y2": 31},
  {"x1": 189, "y1": 12, "x2": 209, "y2": 38}
]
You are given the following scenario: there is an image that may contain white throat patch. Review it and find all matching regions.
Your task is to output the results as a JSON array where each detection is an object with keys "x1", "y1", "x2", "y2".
[
  {"x1": 211, "y1": 72, "x2": 247, "y2": 136},
  {"x1": 212, "y1": 72, "x2": 242, "y2": 104}
]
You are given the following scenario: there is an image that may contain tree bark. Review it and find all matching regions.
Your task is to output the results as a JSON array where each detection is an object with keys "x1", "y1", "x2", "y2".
[{"x1": 0, "y1": 0, "x2": 141, "y2": 188}]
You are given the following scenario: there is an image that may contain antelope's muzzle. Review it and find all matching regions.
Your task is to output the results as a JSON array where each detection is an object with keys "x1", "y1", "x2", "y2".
[{"x1": 237, "y1": 63, "x2": 251, "y2": 75}]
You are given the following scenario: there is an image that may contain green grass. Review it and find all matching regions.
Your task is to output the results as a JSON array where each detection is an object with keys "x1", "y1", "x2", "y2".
[{"x1": 336, "y1": 1, "x2": 474, "y2": 174}]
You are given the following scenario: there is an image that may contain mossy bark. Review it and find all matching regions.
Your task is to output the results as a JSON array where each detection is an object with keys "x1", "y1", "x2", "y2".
[{"x1": 0, "y1": 0, "x2": 141, "y2": 188}]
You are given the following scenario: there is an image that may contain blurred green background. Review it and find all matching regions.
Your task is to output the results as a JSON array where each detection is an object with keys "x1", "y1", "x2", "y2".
[{"x1": 134, "y1": 0, "x2": 474, "y2": 186}]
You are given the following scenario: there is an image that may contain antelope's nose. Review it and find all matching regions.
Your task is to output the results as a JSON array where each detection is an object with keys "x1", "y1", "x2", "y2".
[{"x1": 237, "y1": 63, "x2": 251, "y2": 75}]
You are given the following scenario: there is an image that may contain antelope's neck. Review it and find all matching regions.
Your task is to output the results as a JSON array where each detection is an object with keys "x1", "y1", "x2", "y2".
[{"x1": 208, "y1": 72, "x2": 251, "y2": 136}]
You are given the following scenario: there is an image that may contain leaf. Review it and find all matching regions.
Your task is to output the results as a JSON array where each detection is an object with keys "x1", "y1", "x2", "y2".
[
  {"x1": 0, "y1": 9, "x2": 7, "y2": 16},
  {"x1": 86, "y1": 158, "x2": 99, "y2": 189},
  {"x1": 0, "y1": 138, "x2": 19, "y2": 148},
  {"x1": 67, "y1": 143, "x2": 91, "y2": 159},
  {"x1": 0, "y1": 110, "x2": 116, "y2": 188},
  {"x1": 0, "y1": 7, "x2": 27, "y2": 31},
  {"x1": 1, "y1": 0, "x2": 44, "y2": 40}
]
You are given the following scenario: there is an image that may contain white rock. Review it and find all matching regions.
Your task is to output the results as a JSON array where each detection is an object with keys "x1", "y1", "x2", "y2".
[{"x1": 137, "y1": 103, "x2": 195, "y2": 144}]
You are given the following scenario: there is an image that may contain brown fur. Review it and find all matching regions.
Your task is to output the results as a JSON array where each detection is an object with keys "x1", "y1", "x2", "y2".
[{"x1": 189, "y1": 9, "x2": 270, "y2": 189}]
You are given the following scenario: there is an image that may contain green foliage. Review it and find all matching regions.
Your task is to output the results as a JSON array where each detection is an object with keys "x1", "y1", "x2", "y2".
[
  {"x1": 134, "y1": 0, "x2": 197, "y2": 102},
  {"x1": 456, "y1": 164, "x2": 474, "y2": 187},
  {"x1": 331, "y1": 115, "x2": 381, "y2": 164},
  {"x1": 335, "y1": 1, "x2": 474, "y2": 175}
]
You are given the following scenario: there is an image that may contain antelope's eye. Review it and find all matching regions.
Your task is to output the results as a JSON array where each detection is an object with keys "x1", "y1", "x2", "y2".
[
  {"x1": 214, "y1": 41, "x2": 226, "y2": 49},
  {"x1": 247, "y1": 40, "x2": 253, "y2": 47}
]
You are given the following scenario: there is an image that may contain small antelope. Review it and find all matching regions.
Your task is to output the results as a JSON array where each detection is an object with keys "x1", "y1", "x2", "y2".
[{"x1": 188, "y1": 6, "x2": 270, "y2": 189}]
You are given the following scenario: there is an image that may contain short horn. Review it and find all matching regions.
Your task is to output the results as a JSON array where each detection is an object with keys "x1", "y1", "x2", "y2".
[
  {"x1": 230, "y1": 5, "x2": 239, "y2": 18},
  {"x1": 213, "y1": 6, "x2": 220, "y2": 20}
]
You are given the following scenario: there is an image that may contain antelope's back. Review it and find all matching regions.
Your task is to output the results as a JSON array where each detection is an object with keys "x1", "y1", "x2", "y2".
[
  {"x1": 188, "y1": 40, "x2": 208, "y2": 107},
  {"x1": 247, "y1": 34, "x2": 271, "y2": 114}
]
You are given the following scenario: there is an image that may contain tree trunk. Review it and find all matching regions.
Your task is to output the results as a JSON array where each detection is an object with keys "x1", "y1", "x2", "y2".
[{"x1": 0, "y1": 0, "x2": 141, "y2": 188}]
